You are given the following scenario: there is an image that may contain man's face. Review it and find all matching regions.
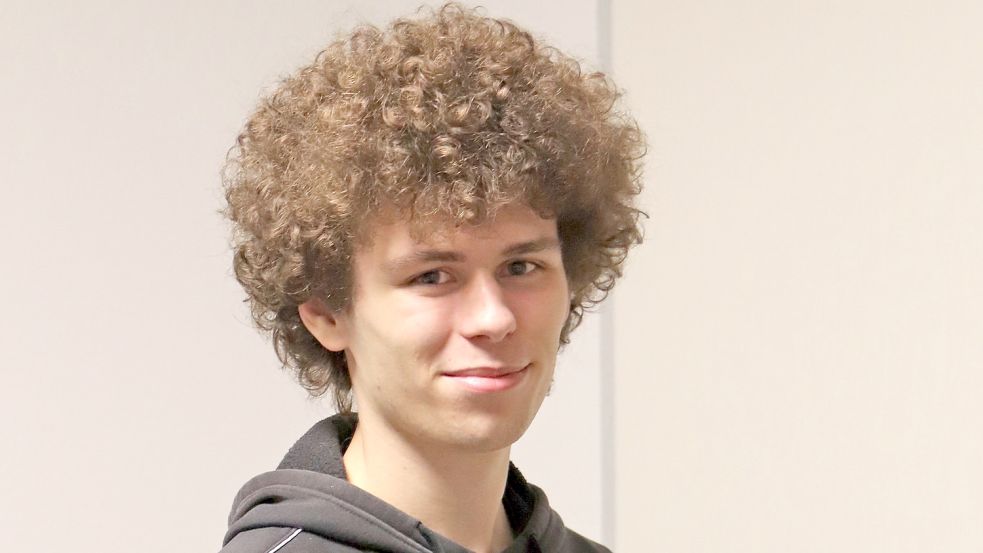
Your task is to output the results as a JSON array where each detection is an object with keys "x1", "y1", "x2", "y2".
[{"x1": 329, "y1": 204, "x2": 570, "y2": 453}]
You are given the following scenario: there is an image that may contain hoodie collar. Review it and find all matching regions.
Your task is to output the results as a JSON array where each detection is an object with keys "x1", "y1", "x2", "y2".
[{"x1": 228, "y1": 413, "x2": 561, "y2": 552}]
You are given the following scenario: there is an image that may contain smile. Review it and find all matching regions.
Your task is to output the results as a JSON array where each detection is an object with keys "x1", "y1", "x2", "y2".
[{"x1": 441, "y1": 364, "x2": 530, "y2": 393}]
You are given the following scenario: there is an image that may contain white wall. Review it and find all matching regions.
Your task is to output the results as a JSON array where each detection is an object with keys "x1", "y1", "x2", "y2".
[
  {"x1": 0, "y1": 2, "x2": 608, "y2": 551},
  {"x1": 612, "y1": 1, "x2": 983, "y2": 551},
  {"x1": 14, "y1": 2, "x2": 973, "y2": 551}
]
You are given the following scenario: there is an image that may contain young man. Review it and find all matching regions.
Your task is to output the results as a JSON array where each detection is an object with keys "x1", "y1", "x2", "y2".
[{"x1": 219, "y1": 4, "x2": 644, "y2": 552}]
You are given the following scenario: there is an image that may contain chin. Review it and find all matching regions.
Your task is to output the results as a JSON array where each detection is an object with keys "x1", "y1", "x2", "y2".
[
  {"x1": 439, "y1": 408, "x2": 539, "y2": 453},
  {"x1": 447, "y1": 430, "x2": 523, "y2": 454}
]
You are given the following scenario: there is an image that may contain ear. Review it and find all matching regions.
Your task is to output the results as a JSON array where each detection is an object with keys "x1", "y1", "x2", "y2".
[{"x1": 298, "y1": 298, "x2": 350, "y2": 352}]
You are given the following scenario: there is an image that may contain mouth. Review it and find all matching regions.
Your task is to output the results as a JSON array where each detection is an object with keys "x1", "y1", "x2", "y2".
[{"x1": 441, "y1": 363, "x2": 531, "y2": 393}]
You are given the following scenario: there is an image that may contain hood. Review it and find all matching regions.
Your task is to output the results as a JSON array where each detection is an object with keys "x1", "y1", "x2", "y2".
[{"x1": 222, "y1": 413, "x2": 573, "y2": 553}]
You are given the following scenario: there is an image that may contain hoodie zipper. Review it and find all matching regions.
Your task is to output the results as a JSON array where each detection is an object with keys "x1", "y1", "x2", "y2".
[{"x1": 266, "y1": 527, "x2": 302, "y2": 553}]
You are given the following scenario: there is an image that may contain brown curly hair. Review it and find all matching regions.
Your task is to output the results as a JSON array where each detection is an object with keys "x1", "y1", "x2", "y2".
[{"x1": 223, "y1": 3, "x2": 646, "y2": 413}]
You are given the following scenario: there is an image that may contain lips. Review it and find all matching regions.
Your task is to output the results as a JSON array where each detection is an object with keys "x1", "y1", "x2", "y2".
[
  {"x1": 441, "y1": 364, "x2": 530, "y2": 393},
  {"x1": 442, "y1": 364, "x2": 528, "y2": 377}
]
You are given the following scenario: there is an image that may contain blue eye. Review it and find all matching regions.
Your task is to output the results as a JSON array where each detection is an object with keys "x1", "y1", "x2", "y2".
[
  {"x1": 413, "y1": 270, "x2": 449, "y2": 285},
  {"x1": 506, "y1": 261, "x2": 537, "y2": 276}
]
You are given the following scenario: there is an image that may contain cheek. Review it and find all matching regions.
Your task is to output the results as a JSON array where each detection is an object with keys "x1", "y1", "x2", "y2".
[
  {"x1": 511, "y1": 289, "x2": 569, "y2": 339},
  {"x1": 372, "y1": 296, "x2": 454, "y2": 355}
]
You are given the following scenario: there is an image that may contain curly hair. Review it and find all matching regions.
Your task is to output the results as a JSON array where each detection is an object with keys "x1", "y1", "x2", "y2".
[{"x1": 223, "y1": 2, "x2": 646, "y2": 413}]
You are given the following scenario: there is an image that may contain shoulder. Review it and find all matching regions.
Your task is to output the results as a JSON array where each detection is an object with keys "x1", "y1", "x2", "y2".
[
  {"x1": 515, "y1": 477, "x2": 613, "y2": 552},
  {"x1": 558, "y1": 528, "x2": 614, "y2": 553}
]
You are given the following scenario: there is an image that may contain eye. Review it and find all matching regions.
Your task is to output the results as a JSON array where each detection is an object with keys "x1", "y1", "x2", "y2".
[
  {"x1": 505, "y1": 260, "x2": 539, "y2": 277},
  {"x1": 412, "y1": 269, "x2": 451, "y2": 286}
]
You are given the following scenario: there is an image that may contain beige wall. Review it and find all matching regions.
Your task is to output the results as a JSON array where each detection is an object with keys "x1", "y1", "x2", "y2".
[
  {"x1": 0, "y1": 1, "x2": 608, "y2": 551},
  {"x1": 612, "y1": 1, "x2": 983, "y2": 551},
  {"x1": 8, "y1": 1, "x2": 978, "y2": 551}
]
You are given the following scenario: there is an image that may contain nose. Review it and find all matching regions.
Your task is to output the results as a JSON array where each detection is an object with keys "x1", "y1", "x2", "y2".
[{"x1": 456, "y1": 273, "x2": 517, "y2": 342}]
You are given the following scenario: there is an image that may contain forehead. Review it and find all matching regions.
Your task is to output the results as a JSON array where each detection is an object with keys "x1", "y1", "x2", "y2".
[{"x1": 355, "y1": 204, "x2": 559, "y2": 258}]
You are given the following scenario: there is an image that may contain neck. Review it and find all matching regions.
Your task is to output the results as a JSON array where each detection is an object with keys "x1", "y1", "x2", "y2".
[{"x1": 342, "y1": 414, "x2": 515, "y2": 553}]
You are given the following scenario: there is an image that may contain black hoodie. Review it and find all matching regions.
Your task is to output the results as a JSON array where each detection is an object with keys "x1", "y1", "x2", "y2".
[{"x1": 219, "y1": 413, "x2": 611, "y2": 553}]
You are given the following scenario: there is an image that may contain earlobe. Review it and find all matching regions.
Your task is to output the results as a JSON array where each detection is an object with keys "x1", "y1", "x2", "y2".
[{"x1": 298, "y1": 298, "x2": 349, "y2": 352}]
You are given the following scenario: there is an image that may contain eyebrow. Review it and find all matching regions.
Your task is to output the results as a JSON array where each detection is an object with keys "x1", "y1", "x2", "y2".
[
  {"x1": 383, "y1": 236, "x2": 562, "y2": 274},
  {"x1": 504, "y1": 236, "x2": 562, "y2": 256}
]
